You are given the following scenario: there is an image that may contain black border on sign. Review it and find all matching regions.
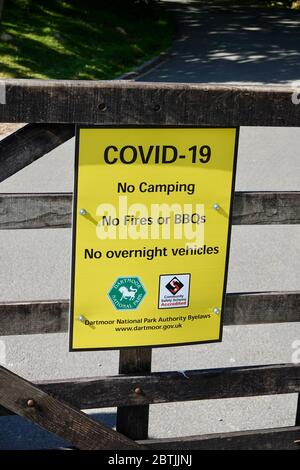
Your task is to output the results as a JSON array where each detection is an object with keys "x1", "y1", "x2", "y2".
[{"x1": 69, "y1": 125, "x2": 240, "y2": 352}]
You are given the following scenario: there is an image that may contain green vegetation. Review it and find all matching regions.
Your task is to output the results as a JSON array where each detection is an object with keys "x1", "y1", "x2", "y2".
[{"x1": 0, "y1": 0, "x2": 174, "y2": 79}]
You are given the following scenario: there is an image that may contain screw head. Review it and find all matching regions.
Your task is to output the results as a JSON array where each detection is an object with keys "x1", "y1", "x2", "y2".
[
  {"x1": 213, "y1": 203, "x2": 220, "y2": 210},
  {"x1": 79, "y1": 208, "x2": 87, "y2": 216},
  {"x1": 78, "y1": 315, "x2": 85, "y2": 322},
  {"x1": 213, "y1": 307, "x2": 220, "y2": 314},
  {"x1": 27, "y1": 399, "x2": 35, "y2": 408},
  {"x1": 134, "y1": 387, "x2": 143, "y2": 395}
]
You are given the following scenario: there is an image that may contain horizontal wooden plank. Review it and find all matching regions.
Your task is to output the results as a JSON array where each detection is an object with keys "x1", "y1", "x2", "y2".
[
  {"x1": 0, "y1": 292, "x2": 298, "y2": 337},
  {"x1": 0, "y1": 194, "x2": 72, "y2": 229},
  {"x1": 0, "y1": 124, "x2": 75, "y2": 183},
  {"x1": 0, "y1": 80, "x2": 299, "y2": 126},
  {"x1": 25, "y1": 363, "x2": 300, "y2": 410},
  {"x1": 0, "y1": 300, "x2": 68, "y2": 335},
  {"x1": 1, "y1": 363, "x2": 299, "y2": 417},
  {"x1": 0, "y1": 365, "x2": 143, "y2": 449},
  {"x1": 140, "y1": 425, "x2": 300, "y2": 450},
  {"x1": 223, "y1": 291, "x2": 300, "y2": 326},
  {"x1": 233, "y1": 192, "x2": 300, "y2": 225},
  {"x1": 1, "y1": 191, "x2": 300, "y2": 229},
  {"x1": 0, "y1": 364, "x2": 299, "y2": 417}
]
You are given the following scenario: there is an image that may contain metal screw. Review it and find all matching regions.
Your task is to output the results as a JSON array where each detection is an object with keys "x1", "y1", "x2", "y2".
[
  {"x1": 78, "y1": 315, "x2": 85, "y2": 322},
  {"x1": 79, "y1": 208, "x2": 87, "y2": 216},
  {"x1": 134, "y1": 387, "x2": 143, "y2": 395},
  {"x1": 213, "y1": 203, "x2": 220, "y2": 210},
  {"x1": 27, "y1": 399, "x2": 35, "y2": 408},
  {"x1": 213, "y1": 308, "x2": 220, "y2": 314}
]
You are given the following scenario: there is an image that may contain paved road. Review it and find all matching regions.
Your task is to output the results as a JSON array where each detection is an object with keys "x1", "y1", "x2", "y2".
[
  {"x1": 0, "y1": 0, "x2": 300, "y2": 449},
  {"x1": 143, "y1": 0, "x2": 300, "y2": 85}
]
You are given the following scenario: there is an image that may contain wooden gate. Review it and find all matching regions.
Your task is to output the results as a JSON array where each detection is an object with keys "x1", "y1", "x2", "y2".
[{"x1": 0, "y1": 79, "x2": 299, "y2": 450}]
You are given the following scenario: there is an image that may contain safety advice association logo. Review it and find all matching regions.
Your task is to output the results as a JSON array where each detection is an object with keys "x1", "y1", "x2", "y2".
[
  {"x1": 158, "y1": 273, "x2": 190, "y2": 309},
  {"x1": 108, "y1": 277, "x2": 146, "y2": 310}
]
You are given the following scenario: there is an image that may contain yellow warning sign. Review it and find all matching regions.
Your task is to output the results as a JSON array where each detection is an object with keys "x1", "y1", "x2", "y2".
[{"x1": 70, "y1": 127, "x2": 238, "y2": 350}]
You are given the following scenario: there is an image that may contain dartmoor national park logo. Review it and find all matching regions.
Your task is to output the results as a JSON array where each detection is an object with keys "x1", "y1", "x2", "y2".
[{"x1": 108, "y1": 276, "x2": 146, "y2": 310}]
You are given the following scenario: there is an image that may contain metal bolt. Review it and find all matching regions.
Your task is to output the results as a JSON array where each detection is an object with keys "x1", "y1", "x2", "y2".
[
  {"x1": 213, "y1": 203, "x2": 220, "y2": 210},
  {"x1": 79, "y1": 208, "x2": 87, "y2": 216},
  {"x1": 213, "y1": 308, "x2": 220, "y2": 314},
  {"x1": 27, "y1": 399, "x2": 35, "y2": 408},
  {"x1": 134, "y1": 387, "x2": 143, "y2": 395},
  {"x1": 98, "y1": 102, "x2": 106, "y2": 112},
  {"x1": 78, "y1": 315, "x2": 85, "y2": 322}
]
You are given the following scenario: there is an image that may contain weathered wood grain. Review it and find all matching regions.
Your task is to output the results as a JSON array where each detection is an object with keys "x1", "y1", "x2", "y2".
[
  {"x1": 116, "y1": 348, "x2": 152, "y2": 440},
  {"x1": 0, "y1": 194, "x2": 72, "y2": 229},
  {"x1": 140, "y1": 426, "x2": 300, "y2": 450},
  {"x1": 223, "y1": 291, "x2": 300, "y2": 326},
  {"x1": 23, "y1": 363, "x2": 300, "y2": 410},
  {"x1": 0, "y1": 80, "x2": 299, "y2": 126},
  {"x1": 1, "y1": 192, "x2": 299, "y2": 229},
  {"x1": 0, "y1": 292, "x2": 298, "y2": 337},
  {"x1": 233, "y1": 192, "x2": 300, "y2": 225},
  {"x1": 0, "y1": 363, "x2": 298, "y2": 417},
  {"x1": 0, "y1": 300, "x2": 69, "y2": 335},
  {"x1": 0, "y1": 365, "x2": 143, "y2": 449},
  {"x1": 0, "y1": 124, "x2": 75, "y2": 183}
]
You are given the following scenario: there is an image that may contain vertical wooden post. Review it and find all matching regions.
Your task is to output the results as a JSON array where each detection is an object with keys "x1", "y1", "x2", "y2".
[
  {"x1": 0, "y1": 1, "x2": 4, "y2": 20},
  {"x1": 116, "y1": 347, "x2": 152, "y2": 440}
]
